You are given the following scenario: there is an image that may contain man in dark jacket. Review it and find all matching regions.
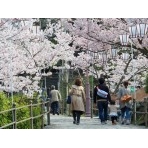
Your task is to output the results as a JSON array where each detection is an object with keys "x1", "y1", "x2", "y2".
[{"x1": 93, "y1": 78, "x2": 111, "y2": 124}]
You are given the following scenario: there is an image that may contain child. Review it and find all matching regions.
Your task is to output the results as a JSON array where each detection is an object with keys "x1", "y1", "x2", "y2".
[{"x1": 108, "y1": 100, "x2": 118, "y2": 125}]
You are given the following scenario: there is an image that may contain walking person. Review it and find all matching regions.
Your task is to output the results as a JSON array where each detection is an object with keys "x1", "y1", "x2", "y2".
[
  {"x1": 108, "y1": 100, "x2": 118, "y2": 125},
  {"x1": 50, "y1": 85, "x2": 61, "y2": 115},
  {"x1": 69, "y1": 78, "x2": 86, "y2": 125},
  {"x1": 93, "y1": 78, "x2": 111, "y2": 124},
  {"x1": 117, "y1": 81, "x2": 132, "y2": 125}
]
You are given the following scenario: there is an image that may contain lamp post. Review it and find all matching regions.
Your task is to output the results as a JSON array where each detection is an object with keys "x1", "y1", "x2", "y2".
[
  {"x1": 8, "y1": 42, "x2": 14, "y2": 106},
  {"x1": 110, "y1": 48, "x2": 116, "y2": 59},
  {"x1": 85, "y1": 18, "x2": 91, "y2": 117},
  {"x1": 87, "y1": 50, "x2": 97, "y2": 118},
  {"x1": 119, "y1": 23, "x2": 147, "y2": 124},
  {"x1": 120, "y1": 34, "x2": 136, "y2": 92},
  {"x1": 129, "y1": 23, "x2": 147, "y2": 44},
  {"x1": 85, "y1": 63, "x2": 91, "y2": 117},
  {"x1": 88, "y1": 50, "x2": 108, "y2": 118},
  {"x1": 110, "y1": 47, "x2": 119, "y2": 59},
  {"x1": 42, "y1": 69, "x2": 48, "y2": 101}
]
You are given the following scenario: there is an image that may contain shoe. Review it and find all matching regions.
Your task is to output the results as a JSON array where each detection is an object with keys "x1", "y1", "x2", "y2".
[
  {"x1": 121, "y1": 119, "x2": 125, "y2": 124},
  {"x1": 76, "y1": 122, "x2": 80, "y2": 125},
  {"x1": 112, "y1": 122, "x2": 117, "y2": 125},
  {"x1": 101, "y1": 122, "x2": 105, "y2": 125},
  {"x1": 113, "y1": 120, "x2": 117, "y2": 125},
  {"x1": 104, "y1": 121, "x2": 107, "y2": 124},
  {"x1": 56, "y1": 112, "x2": 59, "y2": 115},
  {"x1": 73, "y1": 121, "x2": 76, "y2": 124},
  {"x1": 126, "y1": 120, "x2": 130, "y2": 125}
]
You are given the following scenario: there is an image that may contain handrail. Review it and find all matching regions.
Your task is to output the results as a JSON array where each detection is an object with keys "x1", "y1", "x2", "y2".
[
  {"x1": 16, "y1": 117, "x2": 32, "y2": 124},
  {"x1": 15, "y1": 104, "x2": 30, "y2": 110},
  {"x1": 1, "y1": 97, "x2": 146, "y2": 128},
  {"x1": 0, "y1": 122, "x2": 15, "y2": 129},
  {"x1": 0, "y1": 99, "x2": 51, "y2": 129},
  {"x1": 0, "y1": 108, "x2": 14, "y2": 114}
]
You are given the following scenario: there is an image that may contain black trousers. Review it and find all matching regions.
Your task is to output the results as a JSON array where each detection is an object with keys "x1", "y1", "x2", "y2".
[
  {"x1": 51, "y1": 101, "x2": 59, "y2": 115},
  {"x1": 72, "y1": 110, "x2": 83, "y2": 123}
]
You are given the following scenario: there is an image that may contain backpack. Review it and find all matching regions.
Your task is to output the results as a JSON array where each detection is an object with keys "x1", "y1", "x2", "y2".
[{"x1": 97, "y1": 87, "x2": 108, "y2": 98}]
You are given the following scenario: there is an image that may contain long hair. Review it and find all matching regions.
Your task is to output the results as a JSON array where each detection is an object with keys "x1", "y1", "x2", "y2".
[{"x1": 74, "y1": 78, "x2": 82, "y2": 86}]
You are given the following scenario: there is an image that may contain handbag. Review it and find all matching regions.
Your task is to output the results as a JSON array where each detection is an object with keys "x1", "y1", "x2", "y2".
[
  {"x1": 66, "y1": 96, "x2": 71, "y2": 104},
  {"x1": 97, "y1": 87, "x2": 108, "y2": 98},
  {"x1": 121, "y1": 94, "x2": 132, "y2": 103}
]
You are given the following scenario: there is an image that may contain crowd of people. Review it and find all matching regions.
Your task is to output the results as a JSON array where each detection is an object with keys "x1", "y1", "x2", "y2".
[{"x1": 48, "y1": 77, "x2": 133, "y2": 126}]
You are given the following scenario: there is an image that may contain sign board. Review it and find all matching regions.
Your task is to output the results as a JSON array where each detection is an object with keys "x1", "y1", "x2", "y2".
[{"x1": 130, "y1": 86, "x2": 135, "y2": 93}]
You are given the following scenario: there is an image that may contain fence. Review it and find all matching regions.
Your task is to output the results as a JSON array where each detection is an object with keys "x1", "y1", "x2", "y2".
[
  {"x1": 0, "y1": 99, "x2": 50, "y2": 129},
  {"x1": 1, "y1": 98, "x2": 147, "y2": 128},
  {"x1": 133, "y1": 97, "x2": 148, "y2": 127}
]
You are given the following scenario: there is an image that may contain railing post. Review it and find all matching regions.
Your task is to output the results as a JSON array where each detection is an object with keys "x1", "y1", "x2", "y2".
[
  {"x1": 133, "y1": 99, "x2": 136, "y2": 125},
  {"x1": 12, "y1": 103, "x2": 17, "y2": 129},
  {"x1": 91, "y1": 98, "x2": 93, "y2": 118},
  {"x1": 30, "y1": 100, "x2": 33, "y2": 129},
  {"x1": 62, "y1": 99, "x2": 64, "y2": 115},
  {"x1": 46, "y1": 98, "x2": 50, "y2": 125},
  {"x1": 144, "y1": 98, "x2": 148, "y2": 127},
  {"x1": 41, "y1": 99, "x2": 44, "y2": 129}
]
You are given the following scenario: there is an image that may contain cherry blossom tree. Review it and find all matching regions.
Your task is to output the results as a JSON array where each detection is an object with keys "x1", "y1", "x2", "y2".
[
  {"x1": 0, "y1": 18, "x2": 73, "y2": 97},
  {"x1": 0, "y1": 18, "x2": 147, "y2": 96},
  {"x1": 62, "y1": 18, "x2": 148, "y2": 92}
]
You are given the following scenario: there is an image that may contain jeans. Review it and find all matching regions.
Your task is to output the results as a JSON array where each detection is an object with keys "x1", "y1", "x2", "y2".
[
  {"x1": 121, "y1": 106, "x2": 131, "y2": 120},
  {"x1": 97, "y1": 101, "x2": 108, "y2": 122},
  {"x1": 51, "y1": 101, "x2": 59, "y2": 115}
]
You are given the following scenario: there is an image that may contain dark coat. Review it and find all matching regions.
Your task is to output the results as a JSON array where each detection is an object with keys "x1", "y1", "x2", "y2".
[{"x1": 93, "y1": 84, "x2": 111, "y2": 103}]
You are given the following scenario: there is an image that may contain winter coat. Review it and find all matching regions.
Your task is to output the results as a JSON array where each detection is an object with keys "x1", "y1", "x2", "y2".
[
  {"x1": 69, "y1": 85, "x2": 86, "y2": 113},
  {"x1": 117, "y1": 86, "x2": 132, "y2": 109},
  {"x1": 50, "y1": 89, "x2": 61, "y2": 103}
]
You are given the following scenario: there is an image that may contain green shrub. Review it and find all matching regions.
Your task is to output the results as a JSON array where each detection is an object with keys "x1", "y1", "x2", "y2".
[
  {"x1": 145, "y1": 74, "x2": 148, "y2": 93},
  {"x1": 0, "y1": 92, "x2": 42, "y2": 129},
  {"x1": 33, "y1": 104, "x2": 42, "y2": 129},
  {"x1": 0, "y1": 92, "x2": 12, "y2": 128}
]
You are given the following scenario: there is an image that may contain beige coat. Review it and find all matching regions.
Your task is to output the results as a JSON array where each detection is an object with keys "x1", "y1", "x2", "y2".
[
  {"x1": 50, "y1": 89, "x2": 61, "y2": 103},
  {"x1": 69, "y1": 85, "x2": 86, "y2": 112}
]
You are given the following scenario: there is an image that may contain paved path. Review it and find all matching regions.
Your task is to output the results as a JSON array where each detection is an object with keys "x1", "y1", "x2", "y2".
[{"x1": 44, "y1": 115, "x2": 147, "y2": 129}]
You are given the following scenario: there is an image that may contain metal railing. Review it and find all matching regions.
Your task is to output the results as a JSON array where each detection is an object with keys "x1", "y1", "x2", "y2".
[{"x1": 0, "y1": 99, "x2": 50, "y2": 129}]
